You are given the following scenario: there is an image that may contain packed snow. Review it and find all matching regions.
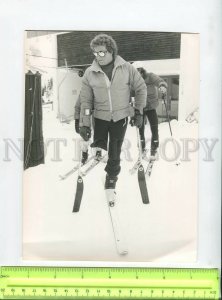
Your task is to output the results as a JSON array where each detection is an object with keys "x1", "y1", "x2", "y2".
[{"x1": 23, "y1": 108, "x2": 198, "y2": 263}]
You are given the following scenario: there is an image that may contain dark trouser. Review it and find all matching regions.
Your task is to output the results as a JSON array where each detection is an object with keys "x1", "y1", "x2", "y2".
[
  {"x1": 139, "y1": 109, "x2": 159, "y2": 150},
  {"x1": 91, "y1": 117, "x2": 128, "y2": 177}
]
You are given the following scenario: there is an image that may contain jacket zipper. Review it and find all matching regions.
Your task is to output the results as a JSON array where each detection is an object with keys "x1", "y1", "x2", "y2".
[
  {"x1": 100, "y1": 64, "x2": 122, "y2": 120},
  {"x1": 103, "y1": 73, "x2": 113, "y2": 119}
]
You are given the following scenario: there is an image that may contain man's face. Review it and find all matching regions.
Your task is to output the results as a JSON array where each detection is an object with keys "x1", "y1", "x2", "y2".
[{"x1": 93, "y1": 45, "x2": 113, "y2": 66}]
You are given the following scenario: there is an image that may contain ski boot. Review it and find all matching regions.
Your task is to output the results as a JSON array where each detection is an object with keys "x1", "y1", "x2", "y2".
[
  {"x1": 150, "y1": 140, "x2": 159, "y2": 161},
  {"x1": 141, "y1": 139, "x2": 146, "y2": 151},
  {"x1": 81, "y1": 150, "x2": 88, "y2": 164},
  {"x1": 105, "y1": 174, "x2": 118, "y2": 207},
  {"x1": 140, "y1": 139, "x2": 149, "y2": 160},
  {"x1": 142, "y1": 148, "x2": 149, "y2": 160},
  {"x1": 105, "y1": 174, "x2": 118, "y2": 190},
  {"x1": 95, "y1": 148, "x2": 102, "y2": 161}
]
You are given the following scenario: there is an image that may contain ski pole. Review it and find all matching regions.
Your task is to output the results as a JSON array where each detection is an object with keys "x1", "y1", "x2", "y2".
[
  {"x1": 162, "y1": 93, "x2": 180, "y2": 166},
  {"x1": 162, "y1": 92, "x2": 173, "y2": 137}
]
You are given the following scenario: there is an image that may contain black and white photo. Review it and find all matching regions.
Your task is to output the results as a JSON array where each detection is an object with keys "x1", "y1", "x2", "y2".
[{"x1": 22, "y1": 30, "x2": 200, "y2": 262}]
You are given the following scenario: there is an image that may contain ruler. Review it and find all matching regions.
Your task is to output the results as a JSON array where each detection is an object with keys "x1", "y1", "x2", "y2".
[{"x1": 0, "y1": 267, "x2": 220, "y2": 299}]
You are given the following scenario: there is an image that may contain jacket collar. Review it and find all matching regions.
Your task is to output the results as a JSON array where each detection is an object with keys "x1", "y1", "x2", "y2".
[{"x1": 90, "y1": 55, "x2": 126, "y2": 72}]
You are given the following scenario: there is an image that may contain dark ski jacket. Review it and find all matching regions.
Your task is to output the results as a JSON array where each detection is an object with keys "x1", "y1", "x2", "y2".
[{"x1": 143, "y1": 72, "x2": 168, "y2": 110}]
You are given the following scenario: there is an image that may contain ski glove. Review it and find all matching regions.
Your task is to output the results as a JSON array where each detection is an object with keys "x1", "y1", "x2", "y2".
[
  {"x1": 75, "y1": 119, "x2": 80, "y2": 134},
  {"x1": 130, "y1": 109, "x2": 143, "y2": 128},
  {"x1": 79, "y1": 126, "x2": 91, "y2": 141}
]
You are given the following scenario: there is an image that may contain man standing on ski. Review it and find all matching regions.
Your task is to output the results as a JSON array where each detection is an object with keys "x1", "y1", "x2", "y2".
[
  {"x1": 134, "y1": 65, "x2": 168, "y2": 159},
  {"x1": 79, "y1": 33, "x2": 147, "y2": 190}
]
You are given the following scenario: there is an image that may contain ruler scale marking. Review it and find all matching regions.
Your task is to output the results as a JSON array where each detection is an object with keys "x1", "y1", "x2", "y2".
[
  {"x1": 0, "y1": 267, "x2": 219, "y2": 299},
  {"x1": 5, "y1": 278, "x2": 215, "y2": 288}
]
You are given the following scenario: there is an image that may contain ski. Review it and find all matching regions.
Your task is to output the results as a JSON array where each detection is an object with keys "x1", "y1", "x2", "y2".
[
  {"x1": 72, "y1": 155, "x2": 106, "y2": 212},
  {"x1": 138, "y1": 163, "x2": 149, "y2": 204},
  {"x1": 105, "y1": 189, "x2": 128, "y2": 255},
  {"x1": 72, "y1": 146, "x2": 85, "y2": 213},
  {"x1": 80, "y1": 155, "x2": 107, "y2": 177},
  {"x1": 59, "y1": 156, "x2": 94, "y2": 180},
  {"x1": 134, "y1": 128, "x2": 150, "y2": 204},
  {"x1": 129, "y1": 150, "x2": 149, "y2": 175},
  {"x1": 72, "y1": 175, "x2": 84, "y2": 212}
]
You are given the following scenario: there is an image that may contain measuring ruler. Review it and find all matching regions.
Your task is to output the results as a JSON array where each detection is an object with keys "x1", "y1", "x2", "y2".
[{"x1": 0, "y1": 267, "x2": 220, "y2": 299}]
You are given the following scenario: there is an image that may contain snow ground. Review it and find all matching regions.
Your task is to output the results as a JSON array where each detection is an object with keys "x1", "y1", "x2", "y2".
[{"x1": 23, "y1": 109, "x2": 198, "y2": 263}]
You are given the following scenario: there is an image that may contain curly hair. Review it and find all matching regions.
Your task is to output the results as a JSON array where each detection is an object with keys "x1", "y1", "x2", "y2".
[
  {"x1": 90, "y1": 34, "x2": 118, "y2": 57},
  {"x1": 137, "y1": 67, "x2": 147, "y2": 79}
]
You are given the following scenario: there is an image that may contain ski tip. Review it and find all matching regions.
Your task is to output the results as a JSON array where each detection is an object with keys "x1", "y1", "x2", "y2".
[
  {"x1": 72, "y1": 201, "x2": 82, "y2": 213},
  {"x1": 142, "y1": 194, "x2": 149, "y2": 204},
  {"x1": 59, "y1": 175, "x2": 64, "y2": 180}
]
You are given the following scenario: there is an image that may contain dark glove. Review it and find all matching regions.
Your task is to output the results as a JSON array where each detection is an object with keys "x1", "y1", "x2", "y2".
[
  {"x1": 130, "y1": 109, "x2": 143, "y2": 128},
  {"x1": 79, "y1": 126, "x2": 91, "y2": 141},
  {"x1": 75, "y1": 119, "x2": 80, "y2": 134}
]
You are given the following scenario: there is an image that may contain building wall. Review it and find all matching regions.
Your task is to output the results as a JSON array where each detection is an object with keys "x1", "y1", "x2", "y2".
[
  {"x1": 57, "y1": 31, "x2": 181, "y2": 67},
  {"x1": 133, "y1": 59, "x2": 180, "y2": 76}
]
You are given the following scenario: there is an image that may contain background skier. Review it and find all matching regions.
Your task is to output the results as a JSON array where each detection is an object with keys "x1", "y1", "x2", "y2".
[
  {"x1": 79, "y1": 33, "x2": 147, "y2": 190},
  {"x1": 134, "y1": 65, "x2": 168, "y2": 159}
]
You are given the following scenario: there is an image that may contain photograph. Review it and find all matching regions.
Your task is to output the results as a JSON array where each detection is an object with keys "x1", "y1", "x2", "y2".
[{"x1": 23, "y1": 30, "x2": 199, "y2": 262}]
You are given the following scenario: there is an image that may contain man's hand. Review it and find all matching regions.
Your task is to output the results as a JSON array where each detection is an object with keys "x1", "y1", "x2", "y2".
[
  {"x1": 79, "y1": 126, "x2": 91, "y2": 141},
  {"x1": 130, "y1": 109, "x2": 143, "y2": 128}
]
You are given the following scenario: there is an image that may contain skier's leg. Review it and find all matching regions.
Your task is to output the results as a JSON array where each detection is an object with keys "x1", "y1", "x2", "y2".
[
  {"x1": 105, "y1": 117, "x2": 128, "y2": 188},
  {"x1": 90, "y1": 115, "x2": 103, "y2": 159},
  {"x1": 81, "y1": 141, "x2": 89, "y2": 164},
  {"x1": 104, "y1": 119, "x2": 129, "y2": 255},
  {"x1": 90, "y1": 118, "x2": 109, "y2": 153},
  {"x1": 147, "y1": 109, "x2": 159, "y2": 156},
  {"x1": 139, "y1": 113, "x2": 146, "y2": 152}
]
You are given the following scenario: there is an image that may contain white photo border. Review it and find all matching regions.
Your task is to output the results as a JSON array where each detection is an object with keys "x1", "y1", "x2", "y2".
[{"x1": 0, "y1": 0, "x2": 221, "y2": 269}]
